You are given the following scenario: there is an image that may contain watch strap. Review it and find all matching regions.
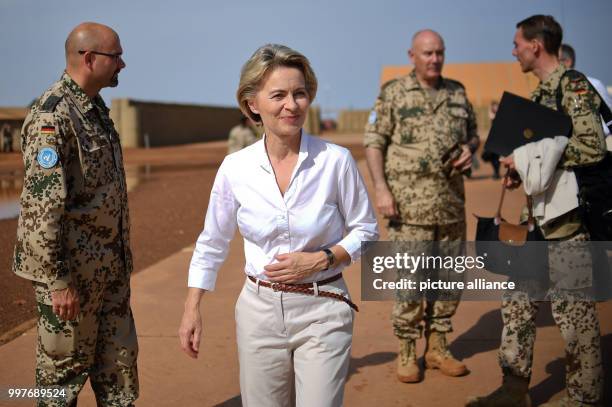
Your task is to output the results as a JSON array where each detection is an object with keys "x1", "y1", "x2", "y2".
[{"x1": 323, "y1": 248, "x2": 335, "y2": 270}]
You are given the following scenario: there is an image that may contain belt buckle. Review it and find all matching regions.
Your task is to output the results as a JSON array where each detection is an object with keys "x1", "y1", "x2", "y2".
[{"x1": 271, "y1": 283, "x2": 279, "y2": 292}]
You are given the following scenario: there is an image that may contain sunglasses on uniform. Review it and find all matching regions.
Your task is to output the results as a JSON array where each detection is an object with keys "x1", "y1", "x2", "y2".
[{"x1": 78, "y1": 50, "x2": 122, "y2": 61}]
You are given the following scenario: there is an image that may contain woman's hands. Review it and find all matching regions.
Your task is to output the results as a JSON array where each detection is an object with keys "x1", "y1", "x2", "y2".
[
  {"x1": 264, "y1": 246, "x2": 351, "y2": 283},
  {"x1": 179, "y1": 288, "x2": 205, "y2": 359},
  {"x1": 264, "y1": 251, "x2": 329, "y2": 283}
]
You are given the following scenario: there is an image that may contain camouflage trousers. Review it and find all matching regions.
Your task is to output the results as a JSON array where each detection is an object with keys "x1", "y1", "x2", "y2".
[
  {"x1": 388, "y1": 221, "x2": 465, "y2": 340},
  {"x1": 498, "y1": 233, "x2": 603, "y2": 403},
  {"x1": 33, "y1": 257, "x2": 138, "y2": 407}
]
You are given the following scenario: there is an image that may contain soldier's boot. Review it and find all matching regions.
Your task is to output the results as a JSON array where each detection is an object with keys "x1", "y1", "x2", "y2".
[
  {"x1": 424, "y1": 330, "x2": 468, "y2": 377},
  {"x1": 540, "y1": 395, "x2": 602, "y2": 407},
  {"x1": 397, "y1": 339, "x2": 421, "y2": 383},
  {"x1": 464, "y1": 374, "x2": 531, "y2": 407}
]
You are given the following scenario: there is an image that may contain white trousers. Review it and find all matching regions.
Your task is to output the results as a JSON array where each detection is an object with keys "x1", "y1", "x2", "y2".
[{"x1": 235, "y1": 276, "x2": 354, "y2": 407}]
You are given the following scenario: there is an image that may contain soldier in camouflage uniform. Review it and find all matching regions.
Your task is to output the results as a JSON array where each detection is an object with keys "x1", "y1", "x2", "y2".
[
  {"x1": 13, "y1": 22, "x2": 138, "y2": 406},
  {"x1": 364, "y1": 29, "x2": 479, "y2": 383},
  {"x1": 227, "y1": 115, "x2": 257, "y2": 154},
  {"x1": 467, "y1": 15, "x2": 604, "y2": 407}
]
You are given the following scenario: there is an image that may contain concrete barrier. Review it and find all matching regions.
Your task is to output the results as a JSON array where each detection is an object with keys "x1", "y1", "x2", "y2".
[
  {"x1": 337, "y1": 110, "x2": 370, "y2": 133},
  {"x1": 110, "y1": 99, "x2": 321, "y2": 147},
  {"x1": 110, "y1": 99, "x2": 243, "y2": 148},
  {"x1": 304, "y1": 105, "x2": 321, "y2": 135}
]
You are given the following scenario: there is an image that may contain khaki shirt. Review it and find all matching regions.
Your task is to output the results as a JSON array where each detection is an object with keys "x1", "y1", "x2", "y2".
[
  {"x1": 227, "y1": 124, "x2": 257, "y2": 154},
  {"x1": 531, "y1": 64, "x2": 607, "y2": 239},
  {"x1": 364, "y1": 71, "x2": 479, "y2": 225},
  {"x1": 13, "y1": 72, "x2": 132, "y2": 291}
]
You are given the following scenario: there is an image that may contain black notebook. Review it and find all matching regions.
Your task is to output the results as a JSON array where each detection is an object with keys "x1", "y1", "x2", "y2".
[{"x1": 484, "y1": 91, "x2": 573, "y2": 157}]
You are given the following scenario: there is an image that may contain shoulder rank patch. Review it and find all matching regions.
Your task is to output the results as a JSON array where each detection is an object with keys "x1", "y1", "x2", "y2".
[
  {"x1": 40, "y1": 95, "x2": 63, "y2": 113},
  {"x1": 37, "y1": 147, "x2": 59, "y2": 169},
  {"x1": 445, "y1": 78, "x2": 465, "y2": 90}
]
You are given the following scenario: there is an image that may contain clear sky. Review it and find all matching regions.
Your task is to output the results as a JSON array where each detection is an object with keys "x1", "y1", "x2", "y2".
[{"x1": 1, "y1": 0, "x2": 610, "y2": 115}]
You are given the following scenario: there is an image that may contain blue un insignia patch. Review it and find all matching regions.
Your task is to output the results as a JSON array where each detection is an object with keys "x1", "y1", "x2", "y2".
[
  {"x1": 368, "y1": 110, "x2": 377, "y2": 125},
  {"x1": 37, "y1": 147, "x2": 59, "y2": 169}
]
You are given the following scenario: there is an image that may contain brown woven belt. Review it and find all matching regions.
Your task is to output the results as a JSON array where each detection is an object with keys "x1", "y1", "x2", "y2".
[{"x1": 247, "y1": 273, "x2": 359, "y2": 312}]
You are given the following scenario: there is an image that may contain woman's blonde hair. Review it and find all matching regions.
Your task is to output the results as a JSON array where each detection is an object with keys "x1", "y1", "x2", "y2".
[{"x1": 236, "y1": 44, "x2": 317, "y2": 123}]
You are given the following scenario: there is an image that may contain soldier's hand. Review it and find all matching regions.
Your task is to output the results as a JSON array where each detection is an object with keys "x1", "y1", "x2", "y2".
[
  {"x1": 499, "y1": 156, "x2": 522, "y2": 189},
  {"x1": 51, "y1": 286, "x2": 80, "y2": 321},
  {"x1": 452, "y1": 145, "x2": 473, "y2": 172},
  {"x1": 499, "y1": 155, "x2": 516, "y2": 171},
  {"x1": 375, "y1": 185, "x2": 399, "y2": 219},
  {"x1": 502, "y1": 172, "x2": 522, "y2": 190},
  {"x1": 179, "y1": 305, "x2": 202, "y2": 359}
]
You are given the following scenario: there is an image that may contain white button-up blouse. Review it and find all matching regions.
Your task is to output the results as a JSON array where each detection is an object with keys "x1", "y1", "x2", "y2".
[{"x1": 188, "y1": 133, "x2": 379, "y2": 291}]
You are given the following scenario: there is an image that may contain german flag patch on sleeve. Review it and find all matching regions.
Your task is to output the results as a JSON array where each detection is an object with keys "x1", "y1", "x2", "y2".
[{"x1": 41, "y1": 125, "x2": 55, "y2": 135}]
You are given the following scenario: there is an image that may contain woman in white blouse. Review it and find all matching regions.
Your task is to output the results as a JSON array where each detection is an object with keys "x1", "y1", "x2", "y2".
[{"x1": 178, "y1": 44, "x2": 378, "y2": 407}]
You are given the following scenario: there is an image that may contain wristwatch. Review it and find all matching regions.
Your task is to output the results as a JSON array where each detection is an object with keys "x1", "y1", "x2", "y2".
[{"x1": 323, "y1": 248, "x2": 335, "y2": 270}]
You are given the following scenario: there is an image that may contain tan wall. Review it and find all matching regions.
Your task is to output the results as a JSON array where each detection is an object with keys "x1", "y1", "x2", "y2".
[
  {"x1": 337, "y1": 110, "x2": 370, "y2": 133},
  {"x1": 380, "y1": 62, "x2": 539, "y2": 133},
  {"x1": 2, "y1": 99, "x2": 321, "y2": 151},
  {"x1": 0, "y1": 107, "x2": 28, "y2": 152},
  {"x1": 0, "y1": 120, "x2": 24, "y2": 152},
  {"x1": 110, "y1": 99, "x2": 321, "y2": 148},
  {"x1": 335, "y1": 105, "x2": 497, "y2": 137},
  {"x1": 304, "y1": 105, "x2": 321, "y2": 135},
  {"x1": 335, "y1": 106, "x2": 495, "y2": 137},
  {"x1": 381, "y1": 62, "x2": 540, "y2": 106},
  {"x1": 110, "y1": 99, "x2": 243, "y2": 148}
]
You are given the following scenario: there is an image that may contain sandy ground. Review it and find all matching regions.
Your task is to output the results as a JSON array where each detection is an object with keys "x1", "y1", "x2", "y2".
[{"x1": 0, "y1": 133, "x2": 609, "y2": 406}]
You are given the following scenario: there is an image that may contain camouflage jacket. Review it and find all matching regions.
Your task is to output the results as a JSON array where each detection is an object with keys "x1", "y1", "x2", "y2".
[
  {"x1": 364, "y1": 70, "x2": 479, "y2": 225},
  {"x1": 531, "y1": 64, "x2": 607, "y2": 239},
  {"x1": 532, "y1": 64, "x2": 606, "y2": 167},
  {"x1": 227, "y1": 124, "x2": 257, "y2": 154},
  {"x1": 13, "y1": 72, "x2": 132, "y2": 291}
]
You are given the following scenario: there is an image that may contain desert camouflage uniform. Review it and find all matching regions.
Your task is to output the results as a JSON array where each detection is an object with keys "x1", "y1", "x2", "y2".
[
  {"x1": 364, "y1": 70, "x2": 478, "y2": 339},
  {"x1": 388, "y1": 222, "x2": 465, "y2": 339},
  {"x1": 227, "y1": 124, "x2": 257, "y2": 154},
  {"x1": 498, "y1": 65, "x2": 604, "y2": 404},
  {"x1": 13, "y1": 72, "x2": 138, "y2": 406}
]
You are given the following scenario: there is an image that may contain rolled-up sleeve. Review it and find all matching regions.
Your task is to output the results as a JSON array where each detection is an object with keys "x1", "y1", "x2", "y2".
[
  {"x1": 466, "y1": 99, "x2": 480, "y2": 153},
  {"x1": 14, "y1": 112, "x2": 72, "y2": 291},
  {"x1": 364, "y1": 90, "x2": 394, "y2": 148},
  {"x1": 188, "y1": 159, "x2": 238, "y2": 291},
  {"x1": 559, "y1": 75, "x2": 606, "y2": 167},
  {"x1": 336, "y1": 153, "x2": 379, "y2": 261}
]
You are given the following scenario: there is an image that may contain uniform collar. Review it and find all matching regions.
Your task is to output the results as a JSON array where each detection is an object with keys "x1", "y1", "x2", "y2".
[
  {"x1": 257, "y1": 130, "x2": 310, "y2": 174},
  {"x1": 401, "y1": 70, "x2": 450, "y2": 111},
  {"x1": 402, "y1": 70, "x2": 447, "y2": 92},
  {"x1": 60, "y1": 72, "x2": 109, "y2": 115},
  {"x1": 531, "y1": 63, "x2": 566, "y2": 100}
]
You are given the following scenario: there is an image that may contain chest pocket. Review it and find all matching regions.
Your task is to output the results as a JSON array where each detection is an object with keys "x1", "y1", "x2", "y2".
[
  {"x1": 79, "y1": 134, "x2": 116, "y2": 189},
  {"x1": 447, "y1": 104, "x2": 469, "y2": 142},
  {"x1": 395, "y1": 105, "x2": 429, "y2": 145}
]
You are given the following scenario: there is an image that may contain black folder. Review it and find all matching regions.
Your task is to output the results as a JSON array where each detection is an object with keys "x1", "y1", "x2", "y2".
[{"x1": 484, "y1": 91, "x2": 573, "y2": 157}]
